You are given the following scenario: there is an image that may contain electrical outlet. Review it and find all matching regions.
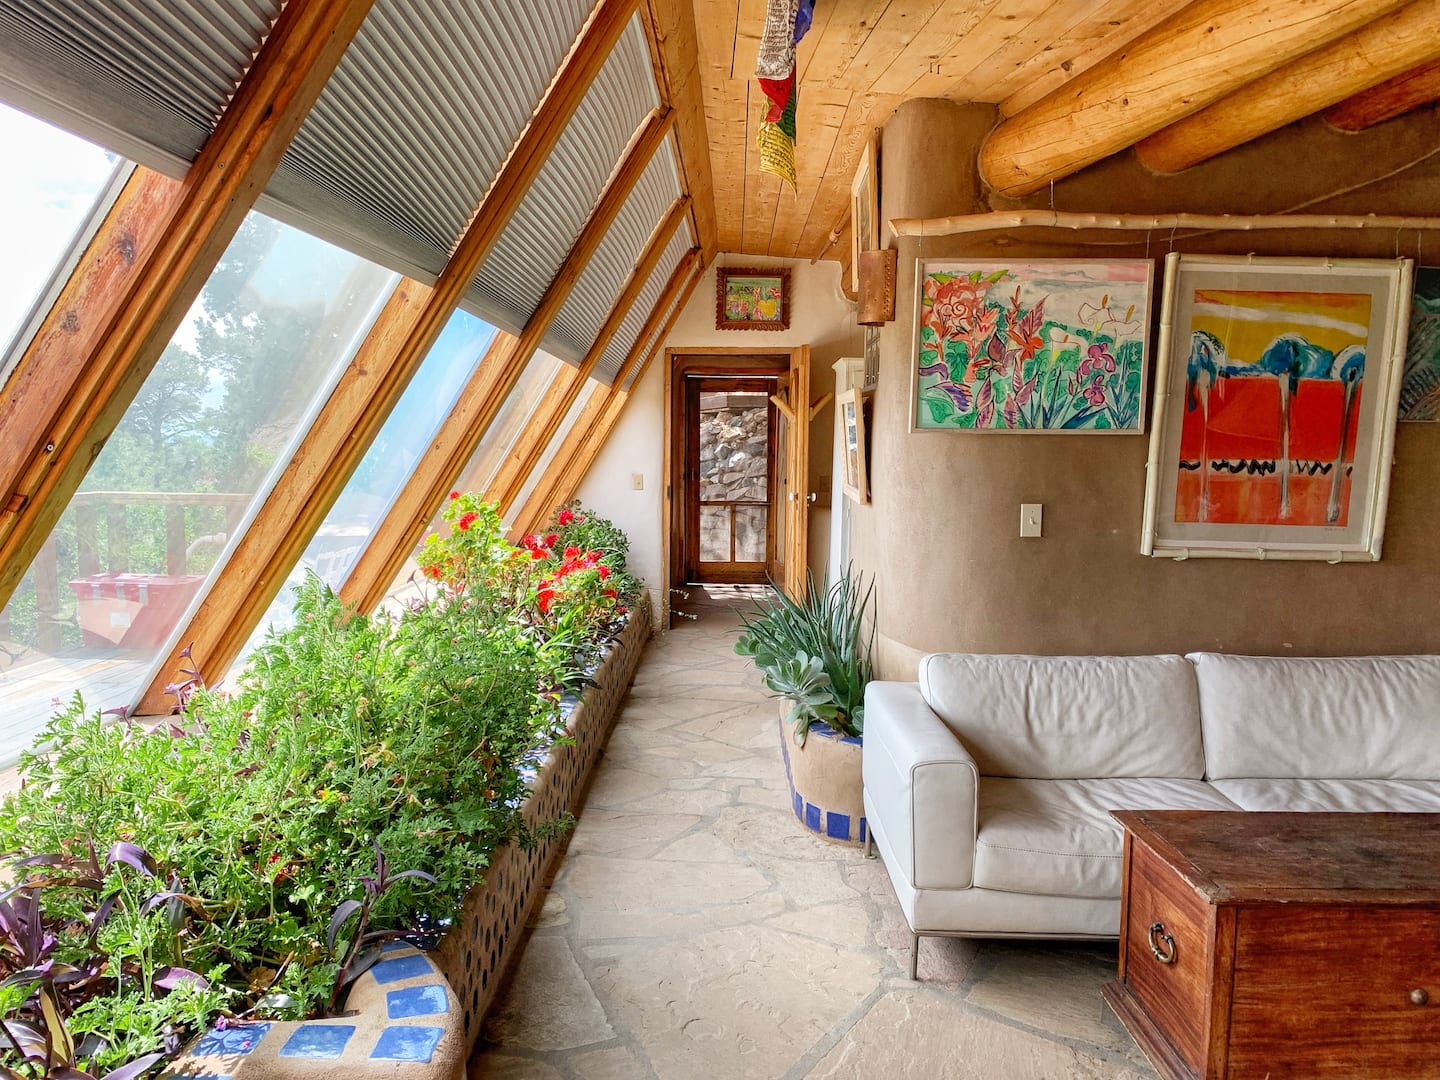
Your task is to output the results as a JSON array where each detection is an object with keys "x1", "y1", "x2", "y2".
[
  {"x1": 1020, "y1": 503, "x2": 1042, "y2": 537},
  {"x1": 631, "y1": 472, "x2": 644, "y2": 491}
]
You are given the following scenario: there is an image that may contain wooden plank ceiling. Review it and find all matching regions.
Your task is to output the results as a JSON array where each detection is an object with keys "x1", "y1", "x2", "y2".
[{"x1": 695, "y1": 0, "x2": 1440, "y2": 261}]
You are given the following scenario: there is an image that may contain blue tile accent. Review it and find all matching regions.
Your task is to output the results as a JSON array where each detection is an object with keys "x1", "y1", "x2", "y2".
[
  {"x1": 192, "y1": 1024, "x2": 272, "y2": 1057},
  {"x1": 826, "y1": 811, "x2": 851, "y2": 840},
  {"x1": 860, "y1": 817, "x2": 868, "y2": 842},
  {"x1": 386, "y1": 984, "x2": 450, "y2": 1019},
  {"x1": 804, "y1": 802, "x2": 821, "y2": 832},
  {"x1": 380, "y1": 940, "x2": 415, "y2": 953},
  {"x1": 810, "y1": 721, "x2": 836, "y2": 738},
  {"x1": 278, "y1": 1025, "x2": 355, "y2": 1059},
  {"x1": 792, "y1": 790, "x2": 803, "y2": 820},
  {"x1": 370, "y1": 953, "x2": 434, "y2": 984},
  {"x1": 839, "y1": 734, "x2": 863, "y2": 746},
  {"x1": 370, "y1": 1026, "x2": 444, "y2": 1063},
  {"x1": 167, "y1": 1073, "x2": 231, "y2": 1080}
]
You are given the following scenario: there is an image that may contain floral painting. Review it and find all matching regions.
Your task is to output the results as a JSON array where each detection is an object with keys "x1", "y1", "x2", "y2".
[
  {"x1": 912, "y1": 260, "x2": 1153, "y2": 432},
  {"x1": 716, "y1": 267, "x2": 790, "y2": 330}
]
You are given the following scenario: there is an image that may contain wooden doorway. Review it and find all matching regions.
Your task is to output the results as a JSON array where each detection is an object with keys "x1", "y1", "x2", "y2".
[
  {"x1": 665, "y1": 347, "x2": 812, "y2": 621},
  {"x1": 683, "y1": 375, "x2": 777, "y2": 584}
]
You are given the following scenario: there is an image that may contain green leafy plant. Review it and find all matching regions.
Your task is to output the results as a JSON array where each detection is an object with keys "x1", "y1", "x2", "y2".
[
  {"x1": 0, "y1": 492, "x2": 643, "y2": 1071},
  {"x1": 734, "y1": 567, "x2": 875, "y2": 743}
]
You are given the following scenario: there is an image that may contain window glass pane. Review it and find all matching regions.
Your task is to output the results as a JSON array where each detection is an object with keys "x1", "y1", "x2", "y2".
[
  {"x1": 509, "y1": 380, "x2": 598, "y2": 518},
  {"x1": 380, "y1": 351, "x2": 569, "y2": 605},
  {"x1": 241, "y1": 310, "x2": 498, "y2": 652},
  {"x1": 0, "y1": 213, "x2": 397, "y2": 763},
  {"x1": 699, "y1": 506, "x2": 730, "y2": 563},
  {"x1": 0, "y1": 104, "x2": 123, "y2": 377}
]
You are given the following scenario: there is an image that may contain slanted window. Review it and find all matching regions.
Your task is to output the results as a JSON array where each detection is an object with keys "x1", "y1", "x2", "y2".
[{"x1": 0, "y1": 212, "x2": 396, "y2": 762}]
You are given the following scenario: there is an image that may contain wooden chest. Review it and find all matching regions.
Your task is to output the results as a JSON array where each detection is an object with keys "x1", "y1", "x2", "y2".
[{"x1": 1101, "y1": 811, "x2": 1440, "y2": 1080}]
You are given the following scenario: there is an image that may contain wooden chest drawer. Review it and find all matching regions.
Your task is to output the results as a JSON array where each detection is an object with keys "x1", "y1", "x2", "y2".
[
  {"x1": 1120, "y1": 837, "x2": 1217, "y2": 1074},
  {"x1": 1104, "y1": 812, "x2": 1440, "y2": 1080}
]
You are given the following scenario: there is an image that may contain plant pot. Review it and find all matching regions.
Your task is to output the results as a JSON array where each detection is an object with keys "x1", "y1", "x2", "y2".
[{"x1": 776, "y1": 703, "x2": 866, "y2": 846}]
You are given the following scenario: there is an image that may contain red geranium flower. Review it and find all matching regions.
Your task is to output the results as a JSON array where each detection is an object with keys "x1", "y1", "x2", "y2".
[
  {"x1": 597, "y1": 565, "x2": 611, "y2": 580},
  {"x1": 450, "y1": 491, "x2": 461, "y2": 500},
  {"x1": 564, "y1": 545, "x2": 580, "y2": 559},
  {"x1": 457, "y1": 511, "x2": 478, "y2": 531},
  {"x1": 544, "y1": 533, "x2": 559, "y2": 548},
  {"x1": 557, "y1": 508, "x2": 575, "y2": 526}
]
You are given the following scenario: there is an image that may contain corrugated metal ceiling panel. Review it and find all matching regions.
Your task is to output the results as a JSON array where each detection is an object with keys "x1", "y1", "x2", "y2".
[
  {"x1": 264, "y1": 0, "x2": 595, "y2": 281},
  {"x1": 466, "y1": 17, "x2": 658, "y2": 342},
  {"x1": 595, "y1": 225, "x2": 692, "y2": 386},
  {"x1": 543, "y1": 141, "x2": 682, "y2": 363},
  {"x1": 0, "y1": 0, "x2": 274, "y2": 173}
]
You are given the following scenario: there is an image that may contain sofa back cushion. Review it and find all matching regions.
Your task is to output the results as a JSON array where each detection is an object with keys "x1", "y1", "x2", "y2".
[
  {"x1": 917, "y1": 654, "x2": 1204, "y2": 779},
  {"x1": 1192, "y1": 652, "x2": 1440, "y2": 780}
]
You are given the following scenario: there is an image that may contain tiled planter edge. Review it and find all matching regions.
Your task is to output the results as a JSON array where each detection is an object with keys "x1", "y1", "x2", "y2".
[
  {"x1": 776, "y1": 702, "x2": 867, "y2": 846},
  {"x1": 164, "y1": 598, "x2": 651, "y2": 1080}
]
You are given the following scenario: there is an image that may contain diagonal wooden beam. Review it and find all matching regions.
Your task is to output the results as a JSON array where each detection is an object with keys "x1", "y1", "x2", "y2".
[
  {"x1": 978, "y1": 0, "x2": 1413, "y2": 197},
  {"x1": 486, "y1": 194, "x2": 691, "y2": 513},
  {"x1": 0, "y1": 0, "x2": 377, "y2": 608},
  {"x1": 139, "y1": 0, "x2": 642, "y2": 711},
  {"x1": 1325, "y1": 55, "x2": 1440, "y2": 131},
  {"x1": 335, "y1": 107, "x2": 677, "y2": 618},
  {"x1": 640, "y1": 0, "x2": 717, "y2": 259},
  {"x1": 1136, "y1": 1, "x2": 1440, "y2": 174},
  {"x1": 509, "y1": 248, "x2": 702, "y2": 540}
]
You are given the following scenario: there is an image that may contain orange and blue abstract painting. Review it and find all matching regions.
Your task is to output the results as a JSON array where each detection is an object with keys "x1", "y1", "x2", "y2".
[{"x1": 1176, "y1": 288, "x2": 1369, "y2": 527}]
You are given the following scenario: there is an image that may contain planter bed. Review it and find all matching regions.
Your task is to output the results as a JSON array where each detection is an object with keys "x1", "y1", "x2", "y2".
[{"x1": 164, "y1": 596, "x2": 651, "y2": 1080}]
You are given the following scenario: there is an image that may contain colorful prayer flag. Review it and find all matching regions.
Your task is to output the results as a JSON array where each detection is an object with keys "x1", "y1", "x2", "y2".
[{"x1": 755, "y1": 0, "x2": 814, "y2": 191}]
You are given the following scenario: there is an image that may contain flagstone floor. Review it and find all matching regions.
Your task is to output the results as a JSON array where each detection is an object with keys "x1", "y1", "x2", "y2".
[{"x1": 469, "y1": 586, "x2": 1158, "y2": 1080}]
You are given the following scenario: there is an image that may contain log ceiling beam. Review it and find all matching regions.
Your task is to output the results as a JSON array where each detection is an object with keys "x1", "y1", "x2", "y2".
[
  {"x1": 978, "y1": 0, "x2": 1413, "y2": 198},
  {"x1": 510, "y1": 249, "x2": 703, "y2": 540},
  {"x1": 1136, "y1": 1, "x2": 1440, "y2": 174},
  {"x1": 334, "y1": 106, "x2": 677, "y2": 618},
  {"x1": 641, "y1": 0, "x2": 717, "y2": 260},
  {"x1": 0, "y1": 0, "x2": 376, "y2": 608},
  {"x1": 1324, "y1": 55, "x2": 1440, "y2": 131},
  {"x1": 486, "y1": 195, "x2": 691, "y2": 514},
  {"x1": 139, "y1": 0, "x2": 641, "y2": 711}
]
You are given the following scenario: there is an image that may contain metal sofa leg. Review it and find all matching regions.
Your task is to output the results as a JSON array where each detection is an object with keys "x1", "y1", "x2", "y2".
[
  {"x1": 909, "y1": 933, "x2": 920, "y2": 980},
  {"x1": 864, "y1": 829, "x2": 874, "y2": 859}
]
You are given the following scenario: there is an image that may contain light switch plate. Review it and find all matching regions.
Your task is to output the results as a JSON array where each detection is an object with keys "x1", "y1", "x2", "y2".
[
  {"x1": 631, "y1": 473, "x2": 644, "y2": 491},
  {"x1": 1020, "y1": 503, "x2": 1042, "y2": 537}
]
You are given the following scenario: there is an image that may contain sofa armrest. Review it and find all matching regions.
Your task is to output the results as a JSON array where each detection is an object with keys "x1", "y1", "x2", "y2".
[{"x1": 863, "y1": 681, "x2": 979, "y2": 890}]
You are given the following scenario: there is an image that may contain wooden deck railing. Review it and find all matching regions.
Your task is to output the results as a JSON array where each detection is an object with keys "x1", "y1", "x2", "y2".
[{"x1": 8, "y1": 491, "x2": 249, "y2": 652}]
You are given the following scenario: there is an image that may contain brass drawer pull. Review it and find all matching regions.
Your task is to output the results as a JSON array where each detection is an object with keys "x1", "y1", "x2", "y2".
[{"x1": 1148, "y1": 922, "x2": 1177, "y2": 964}]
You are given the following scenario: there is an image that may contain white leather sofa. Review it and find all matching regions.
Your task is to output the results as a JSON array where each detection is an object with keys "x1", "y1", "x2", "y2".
[{"x1": 861, "y1": 652, "x2": 1440, "y2": 977}]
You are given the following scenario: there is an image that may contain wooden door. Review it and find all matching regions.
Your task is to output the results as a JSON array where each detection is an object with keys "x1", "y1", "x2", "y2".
[
  {"x1": 779, "y1": 346, "x2": 811, "y2": 600},
  {"x1": 683, "y1": 376, "x2": 777, "y2": 583}
]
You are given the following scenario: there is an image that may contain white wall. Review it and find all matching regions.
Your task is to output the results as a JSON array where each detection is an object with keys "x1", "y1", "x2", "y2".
[{"x1": 577, "y1": 256, "x2": 862, "y2": 621}]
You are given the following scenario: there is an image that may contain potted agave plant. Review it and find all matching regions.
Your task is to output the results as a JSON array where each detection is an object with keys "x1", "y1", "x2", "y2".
[{"x1": 734, "y1": 568, "x2": 874, "y2": 845}]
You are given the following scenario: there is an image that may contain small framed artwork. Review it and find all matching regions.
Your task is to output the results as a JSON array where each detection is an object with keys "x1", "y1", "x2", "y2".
[
  {"x1": 716, "y1": 267, "x2": 791, "y2": 330},
  {"x1": 1398, "y1": 265, "x2": 1440, "y2": 420},
  {"x1": 839, "y1": 387, "x2": 869, "y2": 504},
  {"x1": 912, "y1": 259, "x2": 1154, "y2": 433},
  {"x1": 850, "y1": 136, "x2": 879, "y2": 294},
  {"x1": 1141, "y1": 253, "x2": 1411, "y2": 562}
]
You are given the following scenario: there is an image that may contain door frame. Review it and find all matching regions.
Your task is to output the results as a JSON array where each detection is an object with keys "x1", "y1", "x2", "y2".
[{"x1": 663, "y1": 346, "x2": 812, "y2": 623}]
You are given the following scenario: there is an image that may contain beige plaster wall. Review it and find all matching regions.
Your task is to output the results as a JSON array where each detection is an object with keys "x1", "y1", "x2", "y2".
[
  {"x1": 851, "y1": 99, "x2": 1440, "y2": 679},
  {"x1": 578, "y1": 257, "x2": 862, "y2": 604}
]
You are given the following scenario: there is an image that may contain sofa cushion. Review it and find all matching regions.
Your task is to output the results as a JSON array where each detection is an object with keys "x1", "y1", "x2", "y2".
[
  {"x1": 1209, "y1": 778, "x2": 1440, "y2": 812},
  {"x1": 1191, "y1": 653, "x2": 1440, "y2": 781},
  {"x1": 918, "y1": 654, "x2": 1204, "y2": 779},
  {"x1": 972, "y1": 777, "x2": 1239, "y2": 899}
]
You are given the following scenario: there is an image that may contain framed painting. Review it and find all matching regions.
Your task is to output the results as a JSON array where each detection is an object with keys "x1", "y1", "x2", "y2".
[
  {"x1": 1398, "y1": 265, "x2": 1440, "y2": 420},
  {"x1": 850, "y1": 136, "x2": 878, "y2": 294},
  {"x1": 716, "y1": 267, "x2": 790, "y2": 330},
  {"x1": 1141, "y1": 254, "x2": 1411, "y2": 562},
  {"x1": 911, "y1": 259, "x2": 1154, "y2": 433},
  {"x1": 839, "y1": 387, "x2": 869, "y2": 504}
]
